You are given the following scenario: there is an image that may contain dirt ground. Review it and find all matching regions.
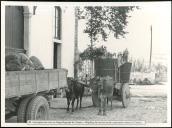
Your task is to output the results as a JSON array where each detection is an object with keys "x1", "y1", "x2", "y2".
[
  {"x1": 6, "y1": 84, "x2": 168, "y2": 125},
  {"x1": 49, "y1": 97, "x2": 167, "y2": 123}
]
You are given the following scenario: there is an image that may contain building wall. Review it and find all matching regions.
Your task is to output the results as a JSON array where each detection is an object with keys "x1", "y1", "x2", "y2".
[
  {"x1": 30, "y1": 6, "x2": 53, "y2": 69},
  {"x1": 130, "y1": 72, "x2": 156, "y2": 83},
  {"x1": 29, "y1": 6, "x2": 75, "y2": 77},
  {"x1": 61, "y1": 7, "x2": 75, "y2": 77}
]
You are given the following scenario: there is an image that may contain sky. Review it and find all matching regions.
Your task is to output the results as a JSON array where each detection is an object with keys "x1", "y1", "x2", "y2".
[{"x1": 78, "y1": 2, "x2": 171, "y2": 66}]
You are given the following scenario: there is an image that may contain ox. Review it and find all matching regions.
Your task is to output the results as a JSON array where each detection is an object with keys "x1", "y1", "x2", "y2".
[
  {"x1": 90, "y1": 76, "x2": 114, "y2": 116},
  {"x1": 65, "y1": 77, "x2": 85, "y2": 112}
]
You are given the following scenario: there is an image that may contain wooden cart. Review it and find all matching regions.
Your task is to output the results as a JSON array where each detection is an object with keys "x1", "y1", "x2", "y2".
[
  {"x1": 91, "y1": 58, "x2": 132, "y2": 108},
  {"x1": 5, "y1": 69, "x2": 68, "y2": 122}
]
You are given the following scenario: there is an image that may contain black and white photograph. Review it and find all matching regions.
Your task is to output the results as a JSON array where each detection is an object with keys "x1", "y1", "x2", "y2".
[{"x1": 1, "y1": 1, "x2": 171, "y2": 127}]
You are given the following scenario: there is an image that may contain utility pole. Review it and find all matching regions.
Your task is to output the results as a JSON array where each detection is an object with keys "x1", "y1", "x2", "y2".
[
  {"x1": 74, "y1": 7, "x2": 79, "y2": 79},
  {"x1": 149, "y1": 25, "x2": 152, "y2": 69}
]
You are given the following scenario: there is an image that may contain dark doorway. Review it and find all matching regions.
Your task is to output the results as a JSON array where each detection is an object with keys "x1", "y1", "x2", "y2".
[
  {"x1": 5, "y1": 6, "x2": 25, "y2": 54},
  {"x1": 53, "y1": 43, "x2": 61, "y2": 69}
]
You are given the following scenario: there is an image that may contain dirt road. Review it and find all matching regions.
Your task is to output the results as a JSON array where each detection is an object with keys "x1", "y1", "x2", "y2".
[
  {"x1": 49, "y1": 97, "x2": 167, "y2": 122},
  {"x1": 6, "y1": 84, "x2": 167, "y2": 124}
]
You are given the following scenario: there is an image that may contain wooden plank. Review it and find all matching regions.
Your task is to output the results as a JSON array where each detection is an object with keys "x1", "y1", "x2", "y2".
[
  {"x1": 5, "y1": 69, "x2": 68, "y2": 99},
  {"x1": 94, "y1": 58, "x2": 116, "y2": 80},
  {"x1": 36, "y1": 70, "x2": 49, "y2": 92},
  {"x1": 119, "y1": 62, "x2": 132, "y2": 83},
  {"x1": 5, "y1": 72, "x2": 20, "y2": 98},
  {"x1": 49, "y1": 70, "x2": 59, "y2": 89},
  {"x1": 19, "y1": 71, "x2": 36, "y2": 96}
]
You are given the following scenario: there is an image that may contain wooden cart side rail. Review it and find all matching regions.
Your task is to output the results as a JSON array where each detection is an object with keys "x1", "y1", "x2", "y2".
[{"x1": 5, "y1": 69, "x2": 68, "y2": 99}]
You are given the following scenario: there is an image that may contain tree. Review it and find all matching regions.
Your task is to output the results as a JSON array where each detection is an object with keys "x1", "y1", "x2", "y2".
[
  {"x1": 77, "y1": 6, "x2": 138, "y2": 45},
  {"x1": 154, "y1": 63, "x2": 167, "y2": 74},
  {"x1": 80, "y1": 45, "x2": 116, "y2": 60},
  {"x1": 76, "y1": 6, "x2": 137, "y2": 77}
]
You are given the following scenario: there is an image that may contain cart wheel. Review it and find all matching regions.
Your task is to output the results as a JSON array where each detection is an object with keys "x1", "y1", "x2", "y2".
[
  {"x1": 92, "y1": 92, "x2": 99, "y2": 107},
  {"x1": 17, "y1": 96, "x2": 34, "y2": 123},
  {"x1": 121, "y1": 83, "x2": 130, "y2": 108},
  {"x1": 26, "y1": 96, "x2": 49, "y2": 121}
]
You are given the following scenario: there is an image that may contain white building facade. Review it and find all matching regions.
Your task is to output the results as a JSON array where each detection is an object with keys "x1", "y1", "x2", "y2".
[{"x1": 5, "y1": 5, "x2": 76, "y2": 77}]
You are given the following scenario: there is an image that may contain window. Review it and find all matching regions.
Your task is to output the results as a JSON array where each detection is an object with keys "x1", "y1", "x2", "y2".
[{"x1": 54, "y1": 6, "x2": 61, "y2": 40}]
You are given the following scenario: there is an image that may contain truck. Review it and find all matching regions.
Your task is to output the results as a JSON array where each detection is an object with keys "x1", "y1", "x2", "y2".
[{"x1": 5, "y1": 68, "x2": 68, "y2": 123}]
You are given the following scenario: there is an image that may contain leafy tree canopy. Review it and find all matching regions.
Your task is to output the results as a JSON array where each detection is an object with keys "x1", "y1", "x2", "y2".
[
  {"x1": 77, "y1": 6, "x2": 138, "y2": 43},
  {"x1": 80, "y1": 45, "x2": 116, "y2": 60}
]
